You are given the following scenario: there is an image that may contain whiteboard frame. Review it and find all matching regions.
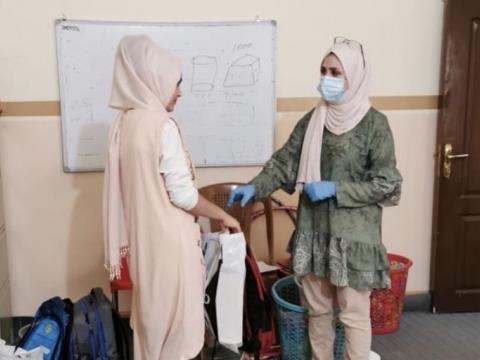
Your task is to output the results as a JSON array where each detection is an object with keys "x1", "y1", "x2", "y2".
[{"x1": 55, "y1": 19, "x2": 277, "y2": 172}]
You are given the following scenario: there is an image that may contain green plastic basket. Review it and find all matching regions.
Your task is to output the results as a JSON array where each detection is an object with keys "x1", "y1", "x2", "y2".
[{"x1": 271, "y1": 276, "x2": 345, "y2": 360}]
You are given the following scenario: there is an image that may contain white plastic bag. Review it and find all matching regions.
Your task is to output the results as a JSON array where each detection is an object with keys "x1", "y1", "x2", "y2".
[
  {"x1": 215, "y1": 232, "x2": 246, "y2": 353},
  {"x1": 0, "y1": 339, "x2": 46, "y2": 360}
]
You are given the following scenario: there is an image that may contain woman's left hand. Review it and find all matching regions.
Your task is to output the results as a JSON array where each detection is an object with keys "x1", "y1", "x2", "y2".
[{"x1": 303, "y1": 181, "x2": 336, "y2": 202}]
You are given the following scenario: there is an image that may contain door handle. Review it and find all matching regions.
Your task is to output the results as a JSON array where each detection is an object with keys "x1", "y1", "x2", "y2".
[{"x1": 443, "y1": 143, "x2": 469, "y2": 179}]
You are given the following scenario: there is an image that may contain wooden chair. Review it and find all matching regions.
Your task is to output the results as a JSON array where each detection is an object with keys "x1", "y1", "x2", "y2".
[{"x1": 198, "y1": 182, "x2": 275, "y2": 264}]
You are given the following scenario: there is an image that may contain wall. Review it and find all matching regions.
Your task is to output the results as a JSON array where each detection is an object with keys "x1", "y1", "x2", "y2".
[
  {"x1": 0, "y1": 0, "x2": 444, "y2": 315},
  {"x1": 0, "y1": 162, "x2": 10, "y2": 317}
]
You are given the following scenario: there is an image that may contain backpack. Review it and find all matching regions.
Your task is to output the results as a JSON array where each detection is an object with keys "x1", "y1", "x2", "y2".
[
  {"x1": 17, "y1": 296, "x2": 73, "y2": 360},
  {"x1": 240, "y1": 246, "x2": 279, "y2": 360},
  {"x1": 69, "y1": 288, "x2": 132, "y2": 360},
  {"x1": 204, "y1": 242, "x2": 279, "y2": 359}
]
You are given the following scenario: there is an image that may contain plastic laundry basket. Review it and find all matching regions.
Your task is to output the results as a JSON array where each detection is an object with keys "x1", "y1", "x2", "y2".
[
  {"x1": 271, "y1": 276, "x2": 344, "y2": 360},
  {"x1": 370, "y1": 253, "x2": 413, "y2": 334}
]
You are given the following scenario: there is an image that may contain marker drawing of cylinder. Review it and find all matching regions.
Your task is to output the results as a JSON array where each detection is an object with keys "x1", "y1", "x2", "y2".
[{"x1": 191, "y1": 56, "x2": 217, "y2": 92}]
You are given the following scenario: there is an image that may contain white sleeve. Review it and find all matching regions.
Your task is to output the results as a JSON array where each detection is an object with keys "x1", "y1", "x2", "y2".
[{"x1": 159, "y1": 120, "x2": 199, "y2": 210}]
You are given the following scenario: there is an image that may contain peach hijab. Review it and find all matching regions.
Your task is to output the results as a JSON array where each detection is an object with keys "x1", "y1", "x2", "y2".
[
  {"x1": 103, "y1": 34, "x2": 181, "y2": 279},
  {"x1": 296, "y1": 41, "x2": 372, "y2": 188}
]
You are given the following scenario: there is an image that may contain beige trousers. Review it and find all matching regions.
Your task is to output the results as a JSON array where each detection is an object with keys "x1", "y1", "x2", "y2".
[{"x1": 301, "y1": 273, "x2": 372, "y2": 360}]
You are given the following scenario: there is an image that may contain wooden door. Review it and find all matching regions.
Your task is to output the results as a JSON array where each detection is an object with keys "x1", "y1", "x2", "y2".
[{"x1": 432, "y1": 0, "x2": 480, "y2": 312}]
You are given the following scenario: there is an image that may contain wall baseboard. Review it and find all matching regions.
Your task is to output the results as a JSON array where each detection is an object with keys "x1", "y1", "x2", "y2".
[{"x1": 403, "y1": 292, "x2": 432, "y2": 312}]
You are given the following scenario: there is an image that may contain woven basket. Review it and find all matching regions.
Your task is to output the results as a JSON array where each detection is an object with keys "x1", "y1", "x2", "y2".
[
  {"x1": 370, "y1": 253, "x2": 413, "y2": 334},
  {"x1": 271, "y1": 276, "x2": 344, "y2": 360}
]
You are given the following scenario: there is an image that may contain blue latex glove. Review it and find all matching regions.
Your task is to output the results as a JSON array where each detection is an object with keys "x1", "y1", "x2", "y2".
[
  {"x1": 227, "y1": 184, "x2": 255, "y2": 208},
  {"x1": 303, "y1": 181, "x2": 336, "y2": 202}
]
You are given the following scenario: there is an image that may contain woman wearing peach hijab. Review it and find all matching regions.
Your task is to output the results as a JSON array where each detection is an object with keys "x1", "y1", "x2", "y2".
[
  {"x1": 103, "y1": 35, "x2": 240, "y2": 360},
  {"x1": 229, "y1": 38, "x2": 402, "y2": 359}
]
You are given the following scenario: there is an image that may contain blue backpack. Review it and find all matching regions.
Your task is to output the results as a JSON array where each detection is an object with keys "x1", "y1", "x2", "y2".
[{"x1": 18, "y1": 296, "x2": 73, "y2": 360}]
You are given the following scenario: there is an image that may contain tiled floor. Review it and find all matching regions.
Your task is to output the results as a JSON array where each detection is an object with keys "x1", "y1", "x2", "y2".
[
  {"x1": 372, "y1": 311, "x2": 480, "y2": 360},
  {"x1": 208, "y1": 311, "x2": 480, "y2": 360},
  {"x1": 4, "y1": 311, "x2": 480, "y2": 359}
]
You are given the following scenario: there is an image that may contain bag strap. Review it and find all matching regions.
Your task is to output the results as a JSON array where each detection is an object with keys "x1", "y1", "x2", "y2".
[
  {"x1": 80, "y1": 299, "x2": 97, "y2": 359},
  {"x1": 91, "y1": 302, "x2": 109, "y2": 360}
]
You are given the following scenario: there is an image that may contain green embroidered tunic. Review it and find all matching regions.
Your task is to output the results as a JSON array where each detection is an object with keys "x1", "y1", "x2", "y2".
[{"x1": 251, "y1": 107, "x2": 402, "y2": 290}]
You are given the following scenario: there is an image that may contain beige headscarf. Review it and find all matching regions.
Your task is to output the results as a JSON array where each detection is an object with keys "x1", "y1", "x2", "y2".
[
  {"x1": 296, "y1": 42, "x2": 372, "y2": 188},
  {"x1": 103, "y1": 34, "x2": 181, "y2": 279}
]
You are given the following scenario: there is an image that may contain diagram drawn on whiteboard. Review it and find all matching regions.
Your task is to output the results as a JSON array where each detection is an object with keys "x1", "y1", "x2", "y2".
[
  {"x1": 191, "y1": 55, "x2": 218, "y2": 92},
  {"x1": 224, "y1": 55, "x2": 260, "y2": 87}
]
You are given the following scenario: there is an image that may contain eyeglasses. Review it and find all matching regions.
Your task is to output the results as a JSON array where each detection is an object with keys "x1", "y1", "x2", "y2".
[{"x1": 334, "y1": 36, "x2": 365, "y2": 68}]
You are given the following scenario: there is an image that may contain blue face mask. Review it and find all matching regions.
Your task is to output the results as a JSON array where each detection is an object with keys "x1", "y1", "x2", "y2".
[{"x1": 317, "y1": 76, "x2": 345, "y2": 102}]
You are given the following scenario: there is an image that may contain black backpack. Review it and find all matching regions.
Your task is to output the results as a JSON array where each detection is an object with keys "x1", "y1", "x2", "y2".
[
  {"x1": 204, "y1": 245, "x2": 279, "y2": 360},
  {"x1": 239, "y1": 246, "x2": 279, "y2": 360},
  {"x1": 69, "y1": 287, "x2": 132, "y2": 360}
]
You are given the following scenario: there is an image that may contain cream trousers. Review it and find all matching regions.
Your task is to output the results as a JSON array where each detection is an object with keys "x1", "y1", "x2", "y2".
[{"x1": 301, "y1": 273, "x2": 372, "y2": 360}]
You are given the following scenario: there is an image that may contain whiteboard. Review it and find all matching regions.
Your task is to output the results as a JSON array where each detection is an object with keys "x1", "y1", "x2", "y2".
[{"x1": 55, "y1": 20, "x2": 276, "y2": 171}]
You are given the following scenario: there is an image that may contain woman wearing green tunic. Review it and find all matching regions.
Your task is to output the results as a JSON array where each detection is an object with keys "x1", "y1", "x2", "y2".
[{"x1": 228, "y1": 38, "x2": 402, "y2": 360}]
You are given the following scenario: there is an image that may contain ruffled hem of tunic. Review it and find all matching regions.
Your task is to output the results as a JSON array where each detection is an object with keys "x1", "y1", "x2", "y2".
[{"x1": 287, "y1": 230, "x2": 390, "y2": 291}]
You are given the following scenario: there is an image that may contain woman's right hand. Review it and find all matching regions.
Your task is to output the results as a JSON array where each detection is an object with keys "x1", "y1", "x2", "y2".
[{"x1": 220, "y1": 213, "x2": 241, "y2": 233}]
